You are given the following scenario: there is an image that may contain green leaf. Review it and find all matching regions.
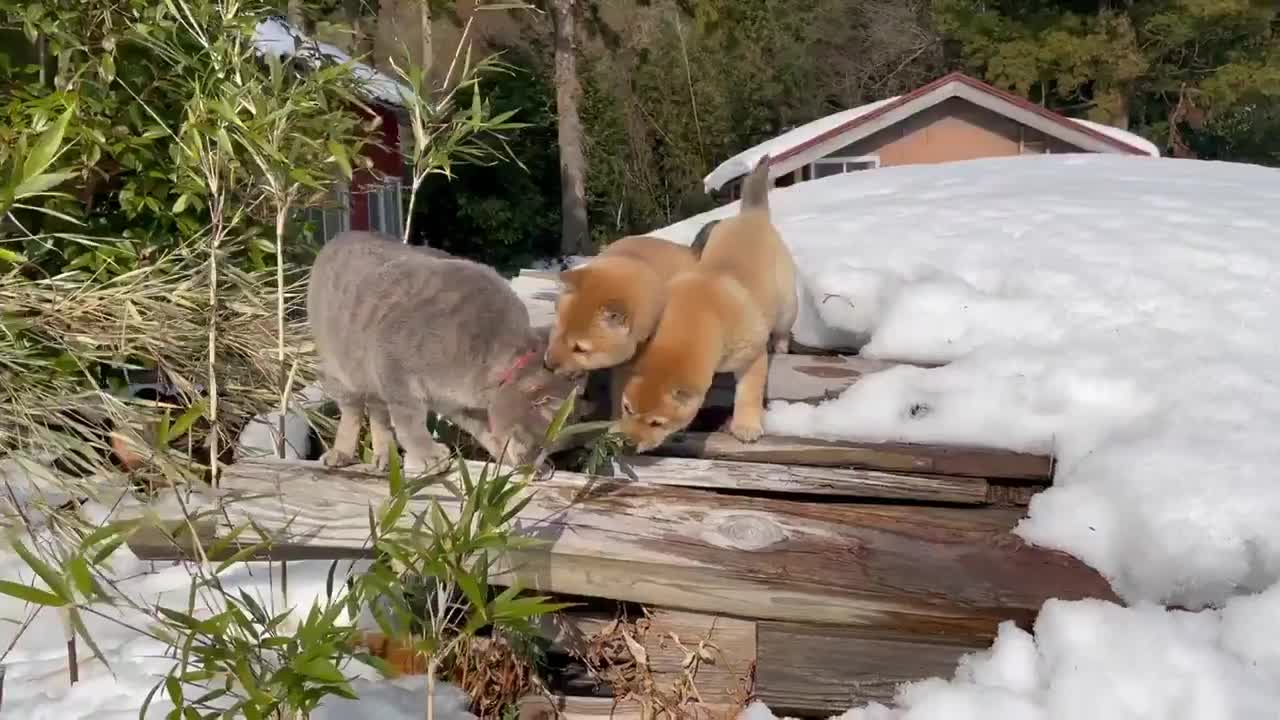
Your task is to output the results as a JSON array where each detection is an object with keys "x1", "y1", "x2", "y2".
[
  {"x1": 172, "y1": 193, "x2": 192, "y2": 214},
  {"x1": 543, "y1": 391, "x2": 577, "y2": 445},
  {"x1": 0, "y1": 248, "x2": 28, "y2": 264},
  {"x1": 67, "y1": 557, "x2": 97, "y2": 599},
  {"x1": 68, "y1": 607, "x2": 112, "y2": 672},
  {"x1": 0, "y1": 579, "x2": 64, "y2": 606},
  {"x1": 22, "y1": 104, "x2": 76, "y2": 181},
  {"x1": 293, "y1": 657, "x2": 346, "y2": 684},
  {"x1": 9, "y1": 539, "x2": 70, "y2": 603},
  {"x1": 168, "y1": 400, "x2": 207, "y2": 441},
  {"x1": 13, "y1": 171, "x2": 75, "y2": 198},
  {"x1": 328, "y1": 141, "x2": 353, "y2": 180}
]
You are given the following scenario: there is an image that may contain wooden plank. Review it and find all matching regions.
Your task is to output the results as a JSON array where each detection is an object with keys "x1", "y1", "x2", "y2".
[
  {"x1": 643, "y1": 610, "x2": 755, "y2": 707},
  {"x1": 516, "y1": 694, "x2": 735, "y2": 720},
  {"x1": 657, "y1": 433, "x2": 1053, "y2": 483},
  {"x1": 755, "y1": 622, "x2": 985, "y2": 714},
  {"x1": 614, "y1": 455, "x2": 992, "y2": 505},
  {"x1": 126, "y1": 460, "x2": 1111, "y2": 640}
]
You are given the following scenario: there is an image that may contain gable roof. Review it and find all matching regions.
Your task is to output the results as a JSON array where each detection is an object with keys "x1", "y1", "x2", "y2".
[
  {"x1": 252, "y1": 16, "x2": 413, "y2": 110},
  {"x1": 703, "y1": 71, "x2": 1158, "y2": 192}
]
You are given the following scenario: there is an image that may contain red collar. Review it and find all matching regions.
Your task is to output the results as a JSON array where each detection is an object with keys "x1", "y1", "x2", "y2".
[{"x1": 497, "y1": 349, "x2": 538, "y2": 387}]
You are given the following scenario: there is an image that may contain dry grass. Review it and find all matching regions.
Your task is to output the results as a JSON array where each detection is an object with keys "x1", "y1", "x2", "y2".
[{"x1": 0, "y1": 242, "x2": 321, "y2": 492}]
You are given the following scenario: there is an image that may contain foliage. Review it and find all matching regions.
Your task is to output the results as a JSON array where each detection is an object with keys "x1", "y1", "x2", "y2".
[
  {"x1": 932, "y1": 0, "x2": 1280, "y2": 160},
  {"x1": 0, "y1": 431, "x2": 572, "y2": 718},
  {"x1": 577, "y1": 0, "x2": 943, "y2": 239},
  {"x1": 408, "y1": 50, "x2": 561, "y2": 271}
]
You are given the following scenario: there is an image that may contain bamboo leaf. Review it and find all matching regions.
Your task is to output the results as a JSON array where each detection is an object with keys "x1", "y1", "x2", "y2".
[
  {"x1": 22, "y1": 104, "x2": 76, "y2": 180},
  {"x1": 0, "y1": 579, "x2": 63, "y2": 606}
]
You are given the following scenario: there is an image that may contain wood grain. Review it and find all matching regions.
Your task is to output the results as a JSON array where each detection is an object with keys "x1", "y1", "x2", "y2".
[
  {"x1": 755, "y1": 622, "x2": 986, "y2": 714},
  {"x1": 516, "y1": 694, "x2": 735, "y2": 720},
  {"x1": 658, "y1": 433, "x2": 1053, "y2": 483},
  {"x1": 126, "y1": 459, "x2": 1110, "y2": 639},
  {"x1": 614, "y1": 455, "x2": 993, "y2": 505}
]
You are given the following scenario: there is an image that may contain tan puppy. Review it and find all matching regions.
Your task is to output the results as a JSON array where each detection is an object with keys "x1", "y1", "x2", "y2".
[
  {"x1": 543, "y1": 234, "x2": 700, "y2": 415},
  {"x1": 616, "y1": 155, "x2": 797, "y2": 451}
]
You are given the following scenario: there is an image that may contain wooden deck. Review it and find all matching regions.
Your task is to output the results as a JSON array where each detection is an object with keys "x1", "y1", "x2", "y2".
[{"x1": 124, "y1": 270, "x2": 1112, "y2": 718}]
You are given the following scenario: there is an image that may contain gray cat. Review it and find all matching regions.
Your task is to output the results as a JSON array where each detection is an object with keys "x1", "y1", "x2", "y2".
[{"x1": 307, "y1": 230, "x2": 589, "y2": 475}]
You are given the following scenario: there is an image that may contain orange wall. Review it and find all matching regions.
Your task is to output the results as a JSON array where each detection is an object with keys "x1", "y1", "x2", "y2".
[{"x1": 830, "y1": 98, "x2": 1083, "y2": 167}]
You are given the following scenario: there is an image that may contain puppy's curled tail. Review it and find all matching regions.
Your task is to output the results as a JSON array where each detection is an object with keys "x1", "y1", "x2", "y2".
[{"x1": 740, "y1": 154, "x2": 772, "y2": 215}]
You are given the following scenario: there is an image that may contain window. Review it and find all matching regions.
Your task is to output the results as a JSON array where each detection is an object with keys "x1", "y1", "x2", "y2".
[
  {"x1": 809, "y1": 155, "x2": 880, "y2": 178},
  {"x1": 303, "y1": 182, "x2": 351, "y2": 244},
  {"x1": 366, "y1": 177, "x2": 404, "y2": 240}
]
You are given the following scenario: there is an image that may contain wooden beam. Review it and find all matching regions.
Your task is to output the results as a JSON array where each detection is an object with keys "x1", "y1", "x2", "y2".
[
  {"x1": 754, "y1": 622, "x2": 985, "y2": 714},
  {"x1": 516, "y1": 694, "x2": 735, "y2": 720},
  {"x1": 126, "y1": 460, "x2": 1111, "y2": 640},
  {"x1": 657, "y1": 433, "x2": 1052, "y2": 483},
  {"x1": 614, "y1": 455, "x2": 993, "y2": 505}
]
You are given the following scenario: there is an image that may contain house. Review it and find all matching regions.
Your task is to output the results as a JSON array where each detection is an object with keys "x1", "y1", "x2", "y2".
[
  {"x1": 252, "y1": 17, "x2": 409, "y2": 242},
  {"x1": 703, "y1": 71, "x2": 1159, "y2": 198}
]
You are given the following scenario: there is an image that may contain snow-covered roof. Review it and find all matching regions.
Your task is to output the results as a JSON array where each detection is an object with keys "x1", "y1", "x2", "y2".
[
  {"x1": 703, "y1": 72, "x2": 1160, "y2": 192},
  {"x1": 658, "y1": 152, "x2": 1280, "y2": 716},
  {"x1": 251, "y1": 16, "x2": 412, "y2": 109}
]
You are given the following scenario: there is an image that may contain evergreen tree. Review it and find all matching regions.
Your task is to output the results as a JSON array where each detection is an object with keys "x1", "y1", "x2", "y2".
[{"x1": 933, "y1": 0, "x2": 1279, "y2": 161}]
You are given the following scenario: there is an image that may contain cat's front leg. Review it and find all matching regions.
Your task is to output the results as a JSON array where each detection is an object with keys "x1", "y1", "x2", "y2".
[
  {"x1": 388, "y1": 402, "x2": 453, "y2": 476},
  {"x1": 322, "y1": 399, "x2": 364, "y2": 468},
  {"x1": 366, "y1": 401, "x2": 396, "y2": 470}
]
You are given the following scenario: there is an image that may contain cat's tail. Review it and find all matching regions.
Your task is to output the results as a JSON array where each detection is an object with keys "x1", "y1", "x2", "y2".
[{"x1": 739, "y1": 154, "x2": 772, "y2": 215}]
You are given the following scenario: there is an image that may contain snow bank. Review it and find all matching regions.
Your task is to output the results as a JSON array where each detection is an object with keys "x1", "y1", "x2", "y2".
[
  {"x1": 656, "y1": 154, "x2": 1280, "y2": 609},
  {"x1": 738, "y1": 584, "x2": 1280, "y2": 720},
  {"x1": 0, "y1": 493, "x2": 473, "y2": 720}
]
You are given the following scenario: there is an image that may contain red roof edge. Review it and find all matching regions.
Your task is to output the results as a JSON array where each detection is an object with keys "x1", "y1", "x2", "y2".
[{"x1": 772, "y1": 71, "x2": 1149, "y2": 167}]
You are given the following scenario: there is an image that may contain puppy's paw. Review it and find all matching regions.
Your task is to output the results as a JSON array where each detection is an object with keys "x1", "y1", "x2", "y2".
[
  {"x1": 321, "y1": 449, "x2": 358, "y2": 468},
  {"x1": 402, "y1": 446, "x2": 453, "y2": 476},
  {"x1": 771, "y1": 336, "x2": 790, "y2": 354},
  {"x1": 728, "y1": 416, "x2": 764, "y2": 444}
]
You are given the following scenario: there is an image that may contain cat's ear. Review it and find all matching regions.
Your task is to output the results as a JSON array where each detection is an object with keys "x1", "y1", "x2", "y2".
[{"x1": 598, "y1": 302, "x2": 630, "y2": 332}]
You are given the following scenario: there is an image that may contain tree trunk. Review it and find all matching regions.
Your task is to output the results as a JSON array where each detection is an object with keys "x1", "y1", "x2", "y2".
[
  {"x1": 345, "y1": 0, "x2": 375, "y2": 58},
  {"x1": 419, "y1": 0, "x2": 433, "y2": 77},
  {"x1": 551, "y1": 0, "x2": 591, "y2": 255},
  {"x1": 375, "y1": 0, "x2": 403, "y2": 71}
]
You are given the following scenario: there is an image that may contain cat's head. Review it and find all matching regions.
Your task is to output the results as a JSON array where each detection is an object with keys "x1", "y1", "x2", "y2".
[{"x1": 487, "y1": 349, "x2": 593, "y2": 467}]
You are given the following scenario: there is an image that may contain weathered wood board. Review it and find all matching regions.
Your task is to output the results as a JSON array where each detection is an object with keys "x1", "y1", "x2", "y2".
[
  {"x1": 614, "y1": 455, "x2": 995, "y2": 505},
  {"x1": 754, "y1": 623, "x2": 986, "y2": 714},
  {"x1": 126, "y1": 459, "x2": 1111, "y2": 640},
  {"x1": 657, "y1": 433, "x2": 1052, "y2": 483},
  {"x1": 516, "y1": 694, "x2": 734, "y2": 720}
]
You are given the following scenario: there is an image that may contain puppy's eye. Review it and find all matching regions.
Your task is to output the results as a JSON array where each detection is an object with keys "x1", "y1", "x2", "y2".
[
  {"x1": 648, "y1": 419, "x2": 664, "y2": 428},
  {"x1": 621, "y1": 399, "x2": 634, "y2": 415},
  {"x1": 572, "y1": 342, "x2": 589, "y2": 354}
]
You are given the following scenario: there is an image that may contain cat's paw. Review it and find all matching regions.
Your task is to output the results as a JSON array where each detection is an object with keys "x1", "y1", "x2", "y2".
[
  {"x1": 402, "y1": 446, "x2": 453, "y2": 476},
  {"x1": 372, "y1": 449, "x2": 391, "y2": 471},
  {"x1": 321, "y1": 449, "x2": 358, "y2": 468},
  {"x1": 728, "y1": 416, "x2": 764, "y2": 444}
]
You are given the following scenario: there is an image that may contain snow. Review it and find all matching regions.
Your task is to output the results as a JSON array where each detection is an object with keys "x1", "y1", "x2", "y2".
[
  {"x1": 252, "y1": 17, "x2": 411, "y2": 109},
  {"x1": 701, "y1": 96, "x2": 900, "y2": 192},
  {"x1": 653, "y1": 153, "x2": 1280, "y2": 718},
  {"x1": 738, "y1": 585, "x2": 1280, "y2": 720},
  {"x1": 701, "y1": 97, "x2": 1160, "y2": 191},
  {"x1": 1068, "y1": 118, "x2": 1161, "y2": 157},
  {"x1": 0, "y1": 490, "x2": 475, "y2": 720}
]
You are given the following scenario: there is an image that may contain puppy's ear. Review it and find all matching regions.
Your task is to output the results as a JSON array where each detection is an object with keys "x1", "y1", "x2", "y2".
[
  {"x1": 598, "y1": 302, "x2": 630, "y2": 332},
  {"x1": 558, "y1": 266, "x2": 584, "y2": 292}
]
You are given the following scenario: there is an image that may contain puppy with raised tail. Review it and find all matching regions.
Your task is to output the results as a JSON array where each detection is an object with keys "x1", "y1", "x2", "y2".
[
  {"x1": 617, "y1": 155, "x2": 798, "y2": 451},
  {"x1": 543, "y1": 234, "x2": 700, "y2": 415}
]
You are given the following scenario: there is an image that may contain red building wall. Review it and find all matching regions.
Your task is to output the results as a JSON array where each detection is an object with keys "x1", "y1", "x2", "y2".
[{"x1": 349, "y1": 103, "x2": 402, "y2": 231}]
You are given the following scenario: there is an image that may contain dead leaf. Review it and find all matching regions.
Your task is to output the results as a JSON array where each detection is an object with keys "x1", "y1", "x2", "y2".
[{"x1": 622, "y1": 628, "x2": 649, "y2": 667}]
